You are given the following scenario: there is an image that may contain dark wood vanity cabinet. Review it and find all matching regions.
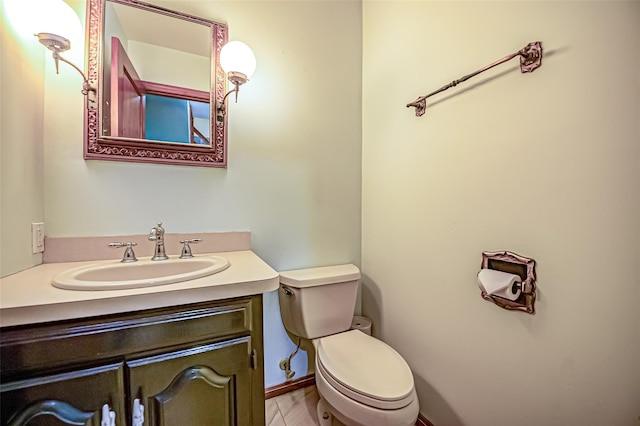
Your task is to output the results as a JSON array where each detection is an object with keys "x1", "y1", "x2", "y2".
[{"x1": 0, "y1": 295, "x2": 265, "y2": 426}]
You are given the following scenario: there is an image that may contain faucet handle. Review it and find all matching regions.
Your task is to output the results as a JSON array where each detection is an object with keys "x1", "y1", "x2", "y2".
[
  {"x1": 179, "y1": 238, "x2": 202, "y2": 259},
  {"x1": 109, "y1": 242, "x2": 138, "y2": 263}
]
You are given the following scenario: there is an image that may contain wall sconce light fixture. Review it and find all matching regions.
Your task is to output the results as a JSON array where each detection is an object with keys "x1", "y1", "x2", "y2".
[
  {"x1": 36, "y1": 32, "x2": 96, "y2": 105},
  {"x1": 4, "y1": 0, "x2": 96, "y2": 105},
  {"x1": 216, "y1": 41, "x2": 256, "y2": 121}
]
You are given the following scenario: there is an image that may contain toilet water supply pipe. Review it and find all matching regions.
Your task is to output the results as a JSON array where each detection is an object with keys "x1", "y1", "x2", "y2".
[{"x1": 284, "y1": 338, "x2": 301, "y2": 380}]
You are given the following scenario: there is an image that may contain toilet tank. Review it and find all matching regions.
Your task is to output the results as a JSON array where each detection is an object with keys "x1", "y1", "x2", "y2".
[{"x1": 279, "y1": 264, "x2": 360, "y2": 340}]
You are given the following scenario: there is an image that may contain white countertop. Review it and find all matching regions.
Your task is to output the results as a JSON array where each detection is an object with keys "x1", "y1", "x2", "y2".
[{"x1": 0, "y1": 250, "x2": 279, "y2": 328}]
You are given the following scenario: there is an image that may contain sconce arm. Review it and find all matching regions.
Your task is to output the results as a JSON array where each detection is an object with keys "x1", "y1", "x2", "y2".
[
  {"x1": 221, "y1": 82, "x2": 240, "y2": 105},
  {"x1": 216, "y1": 85, "x2": 238, "y2": 121},
  {"x1": 52, "y1": 51, "x2": 95, "y2": 96},
  {"x1": 216, "y1": 72, "x2": 248, "y2": 121}
]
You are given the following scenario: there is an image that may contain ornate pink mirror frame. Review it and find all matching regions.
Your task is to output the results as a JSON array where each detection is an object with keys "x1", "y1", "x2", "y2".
[{"x1": 84, "y1": 0, "x2": 229, "y2": 167}]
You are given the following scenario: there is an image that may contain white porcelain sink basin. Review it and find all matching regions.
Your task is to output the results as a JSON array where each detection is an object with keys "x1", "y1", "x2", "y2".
[{"x1": 52, "y1": 255, "x2": 230, "y2": 290}]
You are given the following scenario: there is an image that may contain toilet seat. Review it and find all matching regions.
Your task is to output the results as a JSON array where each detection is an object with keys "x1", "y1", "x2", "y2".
[{"x1": 316, "y1": 330, "x2": 415, "y2": 410}]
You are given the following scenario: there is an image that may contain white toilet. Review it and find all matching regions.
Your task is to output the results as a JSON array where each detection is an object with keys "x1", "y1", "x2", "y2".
[{"x1": 278, "y1": 264, "x2": 419, "y2": 426}]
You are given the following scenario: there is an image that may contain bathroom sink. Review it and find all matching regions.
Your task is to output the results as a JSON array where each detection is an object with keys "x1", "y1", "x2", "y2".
[{"x1": 52, "y1": 255, "x2": 230, "y2": 290}]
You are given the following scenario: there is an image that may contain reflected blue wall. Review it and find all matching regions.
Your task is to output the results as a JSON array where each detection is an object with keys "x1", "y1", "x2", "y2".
[{"x1": 145, "y1": 94, "x2": 189, "y2": 143}]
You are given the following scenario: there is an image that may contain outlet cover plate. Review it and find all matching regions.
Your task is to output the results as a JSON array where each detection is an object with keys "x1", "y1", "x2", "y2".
[{"x1": 32, "y1": 222, "x2": 45, "y2": 254}]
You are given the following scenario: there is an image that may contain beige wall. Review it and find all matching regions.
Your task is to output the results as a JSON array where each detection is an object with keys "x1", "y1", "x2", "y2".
[
  {"x1": 0, "y1": 4, "x2": 45, "y2": 276},
  {"x1": 3, "y1": 0, "x2": 362, "y2": 388},
  {"x1": 362, "y1": 1, "x2": 639, "y2": 425}
]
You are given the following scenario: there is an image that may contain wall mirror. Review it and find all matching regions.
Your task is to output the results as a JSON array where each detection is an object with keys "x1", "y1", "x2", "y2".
[{"x1": 84, "y1": 0, "x2": 228, "y2": 167}]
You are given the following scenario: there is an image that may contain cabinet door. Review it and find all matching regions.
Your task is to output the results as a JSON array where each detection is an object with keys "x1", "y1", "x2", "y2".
[
  {"x1": 127, "y1": 337, "x2": 253, "y2": 426},
  {"x1": 0, "y1": 363, "x2": 124, "y2": 426}
]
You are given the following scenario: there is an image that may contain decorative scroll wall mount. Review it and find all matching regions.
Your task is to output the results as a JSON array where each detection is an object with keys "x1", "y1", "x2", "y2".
[{"x1": 407, "y1": 41, "x2": 543, "y2": 117}]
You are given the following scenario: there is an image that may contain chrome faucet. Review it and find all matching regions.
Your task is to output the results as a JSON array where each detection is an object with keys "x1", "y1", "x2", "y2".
[{"x1": 148, "y1": 222, "x2": 169, "y2": 261}]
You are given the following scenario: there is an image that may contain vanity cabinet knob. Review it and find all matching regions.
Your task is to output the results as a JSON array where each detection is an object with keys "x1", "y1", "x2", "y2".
[
  {"x1": 108, "y1": 242, "x2": 138, "y2": 263},
  {"x1": 179, "y1": 238, "x2": 202, "y2": 259}
]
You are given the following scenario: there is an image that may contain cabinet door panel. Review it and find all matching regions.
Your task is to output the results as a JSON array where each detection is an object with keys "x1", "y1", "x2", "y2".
[
  {"x1": 0, "y1": 363, "x2": 124, "y2": 426},
  {"x1": 127, "y1": 337, "x2": 252, "y2": 426}
]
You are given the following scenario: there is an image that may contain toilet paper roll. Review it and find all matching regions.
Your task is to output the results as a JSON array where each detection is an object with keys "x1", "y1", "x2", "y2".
[
  {"x1": 477, "y1": 269, "x2": 521, "y2": 301},
  {"x1": 350, "y1": 316, "x2": 372, "y2": 335}
]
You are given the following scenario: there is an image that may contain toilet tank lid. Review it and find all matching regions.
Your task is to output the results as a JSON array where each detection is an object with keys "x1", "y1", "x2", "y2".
[{"x1": 279, "y1": 264, "x2": 360, "y2": 288}]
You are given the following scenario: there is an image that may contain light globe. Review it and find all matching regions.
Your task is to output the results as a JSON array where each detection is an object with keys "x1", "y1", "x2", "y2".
[{"x1": 220, "y1": 41, "x2": 256, "y2": 79}]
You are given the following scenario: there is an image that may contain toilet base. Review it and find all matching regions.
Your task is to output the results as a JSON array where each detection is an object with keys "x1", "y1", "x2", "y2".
[
  {"x1": 317, "y1": 396, "x2": 354, "y2": 426},
  {"x1": 316, "y1": 366, "x2": 419, "y2": 426},
  {"x1": 317, "y1": 397, "x2": 332, "y2": 425}
]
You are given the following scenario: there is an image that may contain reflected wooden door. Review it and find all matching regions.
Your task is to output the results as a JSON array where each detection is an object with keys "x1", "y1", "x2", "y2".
[{"x1": 111, "y1": 37, "x2": 145, "y2": 138}]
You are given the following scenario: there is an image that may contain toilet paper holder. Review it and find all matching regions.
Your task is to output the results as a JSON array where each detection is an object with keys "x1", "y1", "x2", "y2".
[{"x1": 479, "y1": 250, "x2": 537, "y2": 314}]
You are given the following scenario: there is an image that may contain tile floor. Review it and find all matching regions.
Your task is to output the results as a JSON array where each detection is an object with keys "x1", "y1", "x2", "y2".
[{"x1": 265, "y1": 385, "x2": 346, "y2": 426}]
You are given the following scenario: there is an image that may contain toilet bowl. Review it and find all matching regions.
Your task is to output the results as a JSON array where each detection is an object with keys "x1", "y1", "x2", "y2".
[
  {"x1": 278, "y1": 265, "x2": 419, "y2": 426},
  {"x1": 314, "y1": 330, "x2": 419, "y2": 426}
]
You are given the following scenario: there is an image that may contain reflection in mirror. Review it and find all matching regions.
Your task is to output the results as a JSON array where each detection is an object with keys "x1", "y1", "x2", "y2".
[
  {"x1": 145, "y1": 95, "x2": 210, "y2": 144},
  {"x1": 85, "y1": 0, "x2": 229, "y2": 167}
]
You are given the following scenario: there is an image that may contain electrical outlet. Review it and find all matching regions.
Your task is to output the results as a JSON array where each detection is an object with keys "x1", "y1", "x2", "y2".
[{"x1": 32, "y1": 222, "x2": 45, "y2": 254}]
